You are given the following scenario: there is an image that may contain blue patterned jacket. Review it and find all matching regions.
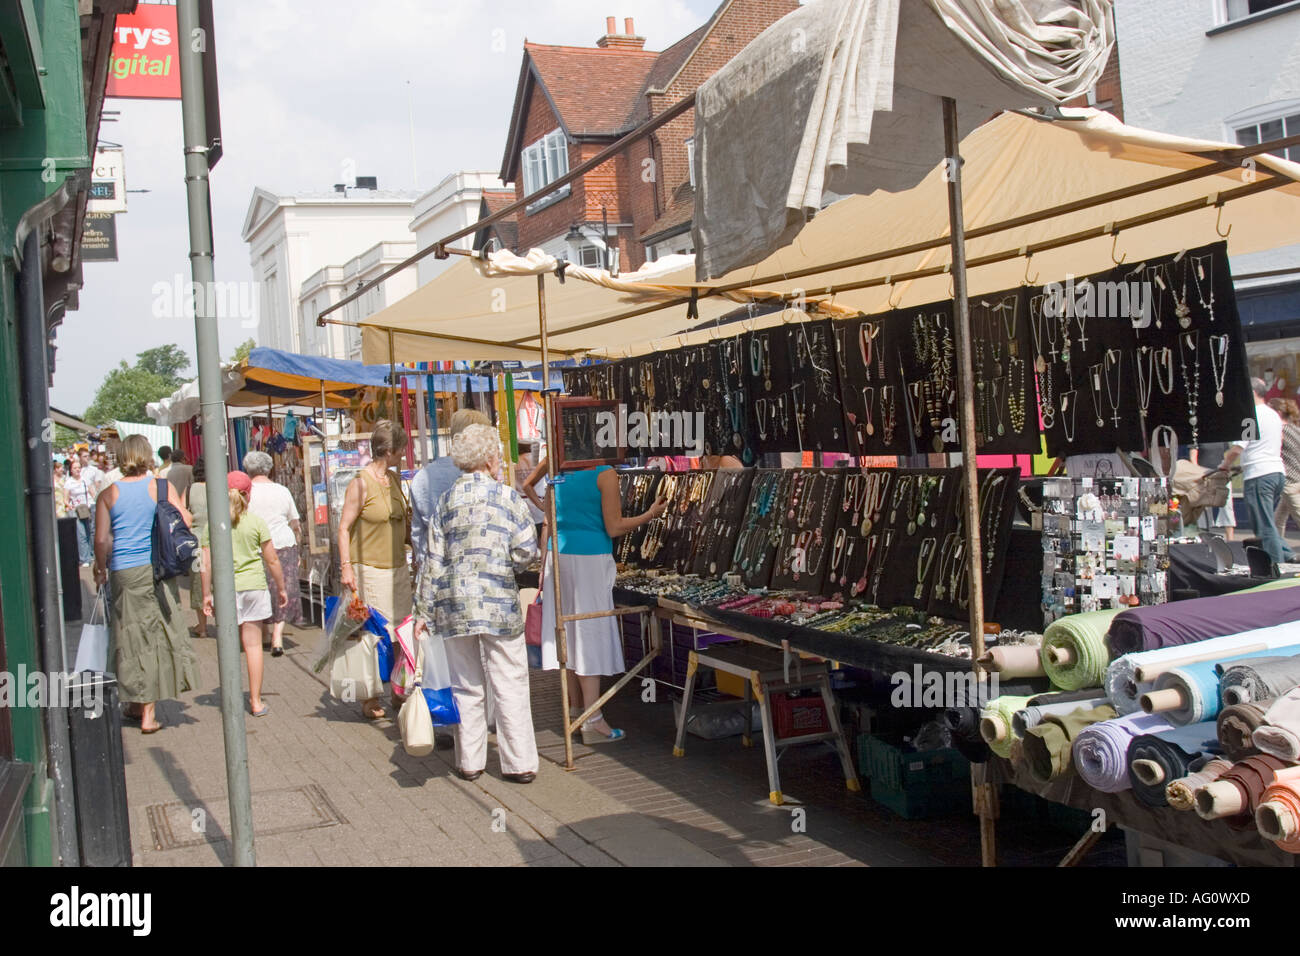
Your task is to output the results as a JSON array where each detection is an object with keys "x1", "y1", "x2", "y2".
[{"x1": 415, "y1": 472, "x2": 538, "y2": 640}]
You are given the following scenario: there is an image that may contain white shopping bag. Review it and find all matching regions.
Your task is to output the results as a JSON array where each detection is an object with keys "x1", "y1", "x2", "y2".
[
  {"x1": 398, "y1": 685, "x2": 435, "y2": 756},
  {"x1": 329, "y1": 629, "x2": 384, "y2": 702},
  {"x1": 73, "y1": 588, "x2": 110, "y2": 674}
]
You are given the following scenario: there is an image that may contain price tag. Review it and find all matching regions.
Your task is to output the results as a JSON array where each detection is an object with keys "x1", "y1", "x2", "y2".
[{"x1": 1141, "y1": 515, "x2": 1156, "y2": 541}]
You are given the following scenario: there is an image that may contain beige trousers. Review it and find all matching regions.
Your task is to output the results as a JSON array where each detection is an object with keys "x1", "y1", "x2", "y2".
[
  {"x1": 1276, "y1": 481, "x2": 1300, "y2": 535},
  {"x1": 443, "y1": 632, "x2": 537, "y2": 775}
]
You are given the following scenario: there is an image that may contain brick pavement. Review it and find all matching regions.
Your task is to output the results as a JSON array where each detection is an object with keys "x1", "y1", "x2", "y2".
[{"x1": 73, "y1": 571, "x2": 1121, "y2": 867}]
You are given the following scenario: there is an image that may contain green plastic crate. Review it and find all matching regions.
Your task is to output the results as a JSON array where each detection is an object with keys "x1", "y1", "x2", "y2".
[{"x1": 858, "y1": 734, "x2": 972, "y2": 820}]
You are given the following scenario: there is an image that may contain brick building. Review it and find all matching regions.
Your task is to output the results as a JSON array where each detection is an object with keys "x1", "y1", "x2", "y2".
[{"x1": 498, "y1": 2, "x2": 800, "y2": 274}]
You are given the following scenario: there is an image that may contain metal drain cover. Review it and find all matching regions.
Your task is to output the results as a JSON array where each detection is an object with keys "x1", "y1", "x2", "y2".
[{"x1": 145, "y1": 784, "x2": 347, "y2": 850}]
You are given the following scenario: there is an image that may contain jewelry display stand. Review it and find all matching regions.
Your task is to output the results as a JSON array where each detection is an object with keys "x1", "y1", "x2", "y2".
[{"x1": 1040, "y1": 475, "x2": 1173, "y2": 624}]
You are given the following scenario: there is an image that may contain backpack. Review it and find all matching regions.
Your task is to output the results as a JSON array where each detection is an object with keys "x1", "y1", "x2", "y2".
[{"x1": 152, "y1": 478, "x2": 199, "y2": 581}]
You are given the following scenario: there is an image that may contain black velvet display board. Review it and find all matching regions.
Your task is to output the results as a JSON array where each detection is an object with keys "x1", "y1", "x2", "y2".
[
  {"x1": 830, "y1": 469, "x2": 896, "y2": 600},
  {"x1": 925, "y1": 468, "x2": 1021, "y2": 621},
  {"x1": 832, "y1": 314, "x2": 909, "y2": 456},
  {"x1": 731, "y1": 469, "x2": 787, "y2": 588},
  {"x1": 612, "y1": 469, "x2": 662, "y2": 566},
  {"x1": 1038, "y1": 242, "x2": 1252, "y2": 457},
  {"x1": 769, "y1": 470, "x2": 845, "y2": 593},
  {"x1": 868, "y1": 468, "x2": 962, "y2": 610},
  {"x1": 689, "y1": 468, "x2": 755, "y2": 576}
]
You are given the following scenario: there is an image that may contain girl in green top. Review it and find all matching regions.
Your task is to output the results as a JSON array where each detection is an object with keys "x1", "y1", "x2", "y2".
[{"x1": 201, "y1": 470, "x2": 288, "y2": 717}]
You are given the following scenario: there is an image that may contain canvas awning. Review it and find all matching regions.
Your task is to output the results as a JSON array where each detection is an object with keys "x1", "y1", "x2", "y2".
[{"x1": 357, "y1": 108, "x2": 1300, "y2": 365}]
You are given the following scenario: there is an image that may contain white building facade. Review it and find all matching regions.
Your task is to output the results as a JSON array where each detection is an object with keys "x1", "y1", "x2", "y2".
[
  {"x1": 299, "y1": 241, "x2": 417, "y2": 362},
  {"x1": 1113, "y1": 0, "x2": 1300, "y2": 385},
  {"x1": 409, "y1": 171, "x2": 505, "y2": 287},
  {"x1": 241, "y1": 186, "x2": 419, "y2": 357}
]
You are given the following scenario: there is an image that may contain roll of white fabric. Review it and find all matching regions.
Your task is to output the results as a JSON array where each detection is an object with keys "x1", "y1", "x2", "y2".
[{"x1": 1105, "y1": 623, "x2": 1300, "y2": 715}]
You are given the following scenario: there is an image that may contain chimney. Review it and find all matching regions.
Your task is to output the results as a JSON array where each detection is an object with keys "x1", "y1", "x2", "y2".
[{"x1": 596, "y1": 14, "x2": 645, "y2": 50}]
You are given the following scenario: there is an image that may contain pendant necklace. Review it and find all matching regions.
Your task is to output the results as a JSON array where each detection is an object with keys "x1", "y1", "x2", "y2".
[
  {"x1": 988, "y1": 379, "x2": 1005, "y2": 438},
  {"x1": 1174, "y1": 254, "x2": 1193, "y2": 329},
  {"x1": 1210, "y1": 333, "x2": 1230, "y2": 407},
  {"x1": 1088, "y1": 362, "x2": 1106, "y2": 428},
  {"x1": 933, "y1": 532, "x2": 959, "y2": 600},
  {"x1": 1155, "y1": 346, "x2": 1175, "y2": 395},
  {"x1": 860, "y1": 322, "x2": 881, "y2": 380},
  {"x1": 879, "y1": 386, "x2": 897, "y2": 444},
  {"x1": 914, "y1": 537, "x2": 938, "y2": 600},
  {"x1": 1180, "y1": 331, "x2": 1201, "y2": 446},
  {"x1": 997, "y1": 294, "x2": 1019, "y2": 359},
  {"x1": 1103, "y1": 349, "x2": 1123, "y2": 428},
  {"x1": 755, "y1": 398, "x2": 770, "y2": 441},
  {"x1": 1060, "y1": 390, "x2": 1078, "y2": 444},
  {"x1": 906, "y1": 381, "x2": 925, "y2": 437},
  {"x1": 829, "y1": 528, "x2": 848, "y2": 583},
  {"x1": 1192, "y1": 253, "x2": 1215, "y2": 324},
  {"x1": 1146, "y1": 264, "x2": 1168, "y2": 330},
  {"x1": 889, "y1": 474, "x2": 914, "y2": 526},
  {"x1": 861, "y1": 386, "x2": 876, "y2": 436}
]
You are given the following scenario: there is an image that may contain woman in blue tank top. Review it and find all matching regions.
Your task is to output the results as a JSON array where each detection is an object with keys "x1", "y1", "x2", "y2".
[
  {"x1": 533, "y1": 463, "x2": 667, "y2": 744},
  {"x1": 93, "y1": 435, "x2": 198, "y2": 734}
]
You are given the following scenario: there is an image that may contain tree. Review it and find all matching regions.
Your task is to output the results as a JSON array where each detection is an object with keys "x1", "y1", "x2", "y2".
[
  {"x1": 230, "y1": 337, "x2": 256, "y2": 364},
  {"x1": 83, "y1": 361, "x2": 175, "y2": 426},
  {"x1": 135, "y1": 344, "x2": 191, "y2": 388}
]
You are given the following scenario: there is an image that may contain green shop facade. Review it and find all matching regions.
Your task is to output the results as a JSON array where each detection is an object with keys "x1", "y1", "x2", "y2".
[{"x1": 0, "y1": 0, "x2": 130, "y2": 867}]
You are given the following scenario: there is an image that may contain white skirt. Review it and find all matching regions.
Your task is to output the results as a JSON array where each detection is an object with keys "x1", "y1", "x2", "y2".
[
  {"x1": 235, "y1": 589, "x2": 272, "y2": 625},
  {"x1": 540, "y1": 552, "x2": 624, "y2": 676}
]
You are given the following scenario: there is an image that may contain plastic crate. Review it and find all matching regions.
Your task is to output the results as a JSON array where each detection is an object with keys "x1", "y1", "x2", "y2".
[
  {"x1": 858, "y1": 734, "x2": 971, "y2": 820},
  {"x1": 772, "y1": 691, "x2": 830, "y2": 739}
]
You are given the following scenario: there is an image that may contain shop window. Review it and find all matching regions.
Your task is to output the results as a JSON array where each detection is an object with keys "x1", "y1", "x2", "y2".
[
  {"x1": 1225, "y1": 0, "x2": 1295, "y2": 19},
  {"x1": 1235, "y1": 111, "x2": 1300, "y2": 162}
]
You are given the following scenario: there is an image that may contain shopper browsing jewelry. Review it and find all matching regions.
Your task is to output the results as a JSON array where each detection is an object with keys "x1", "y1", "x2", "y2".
[{"x1": 538, "y1": 462, "x2": 668, "y2": 744}]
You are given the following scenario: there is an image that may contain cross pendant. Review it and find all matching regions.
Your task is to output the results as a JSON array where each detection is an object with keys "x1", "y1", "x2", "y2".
[
  {"x1": 1111, "y1": 411, "x2": 1121, "y2": 428},
  {"x1": 1049, "y1": 346, "x2": 1059, "y2": 362},
  {"x1": 1078, "y1": 333, "x2": 1088, "y2": 351}
]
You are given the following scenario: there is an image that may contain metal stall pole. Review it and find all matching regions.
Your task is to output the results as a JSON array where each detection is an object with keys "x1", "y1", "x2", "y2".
[
  {"x1": 536, "y1": 274, "x2": 575, "y2": 769},
  {"x1": 319, "y1": 380, "x2": 334, "y2": 590},
  {"x1": 388, "y1": 330, "x2": 399, "y2": 425},
  {"x1": 942, "y1": 96, "x2": 997, "y2": 867},
  {"x1": 178, "y1": 0, "x2": 254, "y2": 866}
]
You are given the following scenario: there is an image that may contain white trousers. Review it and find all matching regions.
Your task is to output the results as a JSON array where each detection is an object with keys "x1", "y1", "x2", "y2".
[{"x1": 443, "y1": 632, "x2": 538, "y2": 775}]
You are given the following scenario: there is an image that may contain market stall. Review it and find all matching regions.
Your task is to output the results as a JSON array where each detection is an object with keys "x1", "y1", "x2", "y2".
[{"x1": 315, "y1": 0, "x2": 1300, "y2": 862}]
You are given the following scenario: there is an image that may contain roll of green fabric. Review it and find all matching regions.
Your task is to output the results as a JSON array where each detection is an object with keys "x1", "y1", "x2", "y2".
[
  {"x1": 1021, "y1": 704, "x2": 1118, "y2": 784},
  {"x1": 1041, "y1": 610, "x2": 1124, "y2": 691},
  {"x1": 979, "y1": 695, "x2": 1034, "y2": 759}
]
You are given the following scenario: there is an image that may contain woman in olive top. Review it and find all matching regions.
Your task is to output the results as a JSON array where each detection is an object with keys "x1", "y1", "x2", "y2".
[
  {"x1": 337, "y1": 420, "x2": 411, "y2": 719},
  {"x1": 201, "y1": 471, "x2": 288, "y2": 717}
]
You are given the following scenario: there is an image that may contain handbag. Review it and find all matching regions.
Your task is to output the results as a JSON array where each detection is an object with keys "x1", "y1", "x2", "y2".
[
  {"x1": 73, "y1": 588, "x2": 110, "y2": 673},
  {"x1": 75, "y1": 503, "x2": 91, "y2": 520},
  {"x1": 398, "y1": 683, "x2": 435, "y2": 756},
  {"x1": 524, "y1": 559, "x2": 545, "y2": 647},
  {"x1": 329, "y1": 629, "x2": 384, "y2": 702}
]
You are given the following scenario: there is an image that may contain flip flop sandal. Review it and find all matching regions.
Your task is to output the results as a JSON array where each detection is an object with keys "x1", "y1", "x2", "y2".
[{"x1": 250, "y1": 704, "x2": 270, "y2": 717}]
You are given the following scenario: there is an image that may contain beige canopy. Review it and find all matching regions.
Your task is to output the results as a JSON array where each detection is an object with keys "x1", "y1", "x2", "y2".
[{"x1": 356, "y1": 107, "x2": 1300, "y2": 365}]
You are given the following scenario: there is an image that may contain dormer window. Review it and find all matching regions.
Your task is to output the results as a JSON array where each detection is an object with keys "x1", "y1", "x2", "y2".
[{"x1": 522, "y1": 129, "x2": 570, "y2": 207}]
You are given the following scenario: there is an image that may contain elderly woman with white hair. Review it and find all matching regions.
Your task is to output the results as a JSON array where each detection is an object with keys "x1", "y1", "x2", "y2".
[
  {"x1": 243, "y1": 449, "x2": 302, "y2": 656},
  {"x1": 415, "y1": 423, "x2": 540, "y2": 783}
]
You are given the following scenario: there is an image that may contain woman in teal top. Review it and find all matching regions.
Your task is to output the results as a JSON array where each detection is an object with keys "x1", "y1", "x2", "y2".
[{"x1": 539, "y1": 464, "x2": 666, "y2": 744}]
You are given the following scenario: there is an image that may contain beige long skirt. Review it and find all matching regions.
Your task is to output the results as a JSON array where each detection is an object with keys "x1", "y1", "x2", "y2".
[{"x1": 110, "y1": 564, "x2": 199, "y2": 703}]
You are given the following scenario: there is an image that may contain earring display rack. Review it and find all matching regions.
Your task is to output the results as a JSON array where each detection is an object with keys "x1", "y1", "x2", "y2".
[{"x1": 1040, "y1": 475, "x2": 1172, "y2": 624}]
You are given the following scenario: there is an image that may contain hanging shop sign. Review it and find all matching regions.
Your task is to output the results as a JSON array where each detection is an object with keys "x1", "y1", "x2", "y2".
[
  {"x1": 88, "y1": 148, "x2": 127, "y2": 214},
  {"x1": 81, "y1": 213, "x2": 118, "y2": 262},
  {"x1": 105, "y1": 4, "x2": 180, "y2": 100}
]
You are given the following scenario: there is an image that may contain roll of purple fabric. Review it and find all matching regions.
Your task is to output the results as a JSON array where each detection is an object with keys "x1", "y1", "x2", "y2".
[{"x1": 1106, "y1": 586, "x2": 1300, "y2": 656}]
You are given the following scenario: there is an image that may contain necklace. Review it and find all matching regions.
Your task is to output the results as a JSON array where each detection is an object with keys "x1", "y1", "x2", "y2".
[
  {"x1": 870, "y1": 529, "x2": 895, "y2": 606},
  {"x1": 879, "y1": 386, "x2": 897, "y2": 444},
  {"x1": 914, "y1": 537, "x2": 938, "y2": 600},
  {"x1": 912, "y1": 476, "x2": 939, "y2": 535},
  {"x1": 979, "y1": 473, "x2": 1006, "y2": 573},
  {"x1": 1060, "y1": 390, "x2": 1078, "y2": 445},
  {"x1": 889, "y1": 474, "x2": 915, "y2": 526},
  {"x1": 1146, "y1": 264, "x2": 1167, "y2": 330},
  {"x1": 997, "y1": 294, "x2": 1019, "y2": 359},
  {"x1": 829, "y1": 527, "x2": 848, "y2": 584},
  {"x1": 906, "y1": 381, "x2": 925, "y2": 437},
  {"x1": 988, "y1": 378, "x2": 1005, "y2": 438},
  {"x1": 1174, "y1": 254, "x2": 1193, "y2": 329},
  {"x1": 1103, "y1": 349, "x2": 1122, "y2": 428},
  {"x1": 861, "y1": 386, "x2": 875, "y2": 436},
  {"x1": 1088, "y1": 362, "x2": 1106, "y2": 428},
  {"x1": 1136, "y1": 345, "x2": 1154, "y2": 436},
  {"x1": 862, "y1": 471, "x2": 890, "y2": 536},
  {"x1": 1007, "y1": 356, "x2": 1026, "y2": 434},
  {"x1": 728, "y1": 388, "x2": 746, "y2": 450},
  {"x1": 750, "y1": 334, "x2": 772, "y2": 391},
  {"x1": 933, "y1": 531, "x2": 959, "y2": 600},
  {"x1": 1192, "y1": 253, "x2": 1216, "y2": 324},
  {"x1": 1031, "y1": 293, "x2": 1057, "y2": 429},
  {"x1": 1181, "y1": 331, "x2": 1201, "y2": 446},
  {"x1": 755, "y1": 398, "x2": 770, "y2": 441},
  {"x1": 1154, "y1": 346, "x2": 1175, "y2": 395},
  {"x1": 1210, "y1": 333, "x2": 1229, "y2": 407}
]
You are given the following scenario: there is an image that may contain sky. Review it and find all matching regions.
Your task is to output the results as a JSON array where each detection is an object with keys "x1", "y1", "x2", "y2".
[{"x1": 51, "y1": 0, "x2": 720, "y2": 415}]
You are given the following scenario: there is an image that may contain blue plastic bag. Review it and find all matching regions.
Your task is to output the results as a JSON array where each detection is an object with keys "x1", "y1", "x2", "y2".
[
  {"x1": 363, "y1": 607, "x2": 393, "y2": 683},
  {"x1": 422, "y1": 686, "x2": 461, "y2": 727}
]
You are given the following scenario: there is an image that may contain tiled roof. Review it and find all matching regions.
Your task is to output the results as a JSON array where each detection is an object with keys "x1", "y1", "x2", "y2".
[
  {"x1": 525, "y1": 44, "x2": 658, "y2": 138},
  {"x1": 475, "y1": 191, "x2": 519, "y2": 252},
  {"x1": 640, "y1": 183, "x2": 695, "y2": 242}
]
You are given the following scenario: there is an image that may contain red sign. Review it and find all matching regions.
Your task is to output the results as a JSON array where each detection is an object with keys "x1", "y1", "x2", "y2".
[{"x1": 105, "y1": 4, "x2": 180, "y2": 100}]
